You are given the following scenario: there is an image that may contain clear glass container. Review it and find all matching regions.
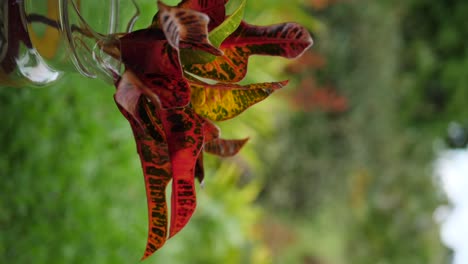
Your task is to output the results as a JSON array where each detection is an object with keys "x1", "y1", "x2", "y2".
[{"x1": 0, "y1": 0, "x2": 140, "y2": 87}]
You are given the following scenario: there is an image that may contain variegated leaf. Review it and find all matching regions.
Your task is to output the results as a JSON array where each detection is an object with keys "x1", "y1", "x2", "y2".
[
  {"x1": 159, "y1": 107, "x2": 205, "y2": 238},
  {"x1": 137, "y1": 99, "x2": 172, "y2": 260},
  {"x1": 120, "y1": 29, "x2": 191, "y2": 108},
  {"x1": 190, "y1": 79, "x2": 288, "y2": 121},
  {"x1": 185, "y1": 21, "x2": 313, "y2": 82},
  {"x1": 180, "y1": 0, "x2": 246, "y2": 65},
  {"x1": 158, "y1": 1, "x2": 222, "y2": 56},
  {"x1": 115, "y1": 78, "x2": 172, "y2": 259}
]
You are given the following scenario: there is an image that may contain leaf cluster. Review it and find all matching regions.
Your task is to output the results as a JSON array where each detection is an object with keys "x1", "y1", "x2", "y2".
[{"x1": 112, "y1": 0, "x2": 312, "y2": 258}]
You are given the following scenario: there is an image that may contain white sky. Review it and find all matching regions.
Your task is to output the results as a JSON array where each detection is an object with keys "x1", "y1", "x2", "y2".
[{"x1": 435, "y1": 149, "x2": 468, "y2": 264}]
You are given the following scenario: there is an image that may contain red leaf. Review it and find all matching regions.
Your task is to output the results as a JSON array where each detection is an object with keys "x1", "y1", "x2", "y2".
[
  {"x1": 186, "y1": 21, "x2": 313, "y2": 82},
  {"x1": 115, "y1": 90, "x2": 172, "y2": 259},
  {"x1": 178, "y1": 0, "x2": 228, "y2": 30},
  {"x1": 205, "y1": 138, "x2": 249, "y2": 157},
  {"x1": 157, "y1": 1, "x2": 222, "y2": 56},
  {"x1": 159, "y1": 107, "x2": 205, "y2": 238},
  {"x1": 120, "y1": 29, "x2": 191, "y2": 108},
  {"x1": 137, "y1": 99, "x2": 173, "y2": 259}
]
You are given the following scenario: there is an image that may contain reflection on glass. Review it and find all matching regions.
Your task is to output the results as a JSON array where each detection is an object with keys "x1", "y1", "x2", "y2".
[
  {"x1": 0, "y1": 0, "x2": 140, "y2": 87},
  {"x1": 16, "y1": 49, "x2": 59, "y2": 84}
]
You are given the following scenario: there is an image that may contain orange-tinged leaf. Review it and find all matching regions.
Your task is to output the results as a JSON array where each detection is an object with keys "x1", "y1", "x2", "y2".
[
  {"x1": 137, "y1": 99, "x2": 172, "y2": 260},
  {"x1": 114, "y1": 88, "x2": 172, "y2": 259},
  {"x1": 159, "y1": 107, "x2": 205, "y2": 238},
  {"x1": 190, "y1": 79, "x2": 288, "y2": 121},
  {"x1": 157, "y1": 1, "x2": 222, "y2": 56},
  {"x1": 205, "y1": 138, "x2": 249, "y2": 157},
  {"x1": 186, "y1": 21, "x2": 313, "y2": 82}
]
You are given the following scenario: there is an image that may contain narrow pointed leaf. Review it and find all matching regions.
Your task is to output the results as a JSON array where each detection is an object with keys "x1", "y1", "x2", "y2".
[
  {"x1": 194, "y1": 154, "x2": 205, "y2": 184},
  {"x1": 115, "y1": 93, "x2": 172, "y2": 259},
  {"x1": 159, "y1": 108, "x2": 205, "y2": 238},
  {"x1": 185, "y1": 21, "x2": 313, "y2": 82},
  {"x1": 158, "y1": 1, "x2": 222, "y2": 56},
  {"x1": 205, "y1": 138, "x2": 249, "y2": 157},
  {"x1": 196, "y1": 120, "x2": 223, "y2": 183},
  {"x1": 180, "y1": 0, "x2": 246, "y2": 65},
  {"x1": 190, "y1": 79, "x2": 288, "y2": 121},
  {"x1": 138, "y1": 99, "x2": 173, "y2": 259},
  {"x1": 209, "y1": 0, "x2": 245, "y2": 48},
  {"x1": 120, "y1": 29, "x2": 190, "y2": 108}
]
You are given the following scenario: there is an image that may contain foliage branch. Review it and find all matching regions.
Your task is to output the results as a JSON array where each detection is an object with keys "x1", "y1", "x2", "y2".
[{"x1": 109, "y1": 0, "x2": 312, "y2": 259}]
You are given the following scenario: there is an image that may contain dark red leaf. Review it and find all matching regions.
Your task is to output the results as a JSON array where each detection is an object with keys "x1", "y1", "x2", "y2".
[
  {"x1": 178, "y1": 0, "x2": 228, "y2": 30},
  {"x1": 193, "y1": 120, "x2": 220, "y2": 184},
  {"x1": 120, "y1": 29, "x2": 191, "y2": 108},
  {"x1": 194, "y1": 154, "x2": 205, "y2": 184}
]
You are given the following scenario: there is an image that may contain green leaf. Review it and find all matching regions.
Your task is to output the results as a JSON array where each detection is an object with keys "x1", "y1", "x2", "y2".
[
  {"x1": 180, "y1": 0, "x2": 246, "y2": 65},
  {"x1": 209, "y1": 0, "x2": 246, "y2": 48}
]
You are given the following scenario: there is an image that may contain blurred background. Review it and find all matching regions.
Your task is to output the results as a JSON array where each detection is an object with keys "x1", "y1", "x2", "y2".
[{"x1": 2, "y1": 0, "x2": 468, "y2": 263}]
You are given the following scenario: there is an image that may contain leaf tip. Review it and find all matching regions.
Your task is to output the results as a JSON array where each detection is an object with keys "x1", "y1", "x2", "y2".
[{"x1": 279, "y1": 80, "x2": 290, "y2": 87}]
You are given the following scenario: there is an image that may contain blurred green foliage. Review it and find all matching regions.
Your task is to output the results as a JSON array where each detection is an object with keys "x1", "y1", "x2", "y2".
[
  {"x1": 400, "y1": 0, "x2": 468, "y2": 136},
  {"x1": 253, "y1": 0, "x2": 461, "y2": 263}
]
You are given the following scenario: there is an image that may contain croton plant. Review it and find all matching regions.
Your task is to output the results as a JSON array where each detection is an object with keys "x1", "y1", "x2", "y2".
[{"x1": 111, "y1": 0, "x2": 313, "y2": 259}]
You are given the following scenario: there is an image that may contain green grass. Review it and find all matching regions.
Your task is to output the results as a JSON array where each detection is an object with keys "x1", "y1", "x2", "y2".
[{"x1": 0, "y1": 76, "x2": 150, "y2": 263}]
